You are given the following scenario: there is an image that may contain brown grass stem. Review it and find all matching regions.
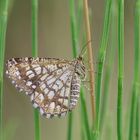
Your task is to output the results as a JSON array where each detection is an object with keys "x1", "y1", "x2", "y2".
[{"x1": 83, "y1": 0, "x2": 95, "y2": 122}]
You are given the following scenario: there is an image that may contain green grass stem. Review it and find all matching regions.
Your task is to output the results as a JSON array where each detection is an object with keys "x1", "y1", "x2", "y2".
[
  {"x1": 69, "y1": 0, "x2": 78, "y2": 58},
  {"x1": 68, "y1": 1, "x2": 91, "y2": 140},
  {"x1": 77, "y1": 0, "x2": 84, "y2": 41},
  {"x1": 128, "y1": 1, "x2": 140, "y2": 140},
  {"x1": 0, "y1": 1, "x2": 9, "y2": 140},
  {"x1": 117, "y1": 0, "x2": 124, "y2": 140},
  {"x1": 100, "y1": 1, "x2": 117, "y2": 131},
  {"x1": 135, "y1": 101, "x2": 139, "y2": 140},
  {"x1": 67, "y1": 1, "x2": 78, "y2": 140},
  {"x1": 78, "y1": 1, "x2": 91, "y2": 140},
  {"x1": 80, "y1": 89, "x2": 91, "y2": 140},
  {"x1": 31, "y1": 1, "x2": 40, "y2": 140},
  {"x1": 32, "y1": 0, "x2": 38, "y2": 56},
  {"x1": 80, "y1": 36, "x2": 91, "y2": 140},
  {"x1": 95, "y1": 0, "x2": 112, "y2": 135}
]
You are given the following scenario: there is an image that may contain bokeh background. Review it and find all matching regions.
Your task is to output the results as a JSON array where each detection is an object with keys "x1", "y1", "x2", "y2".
[{"x1": 4, "y1": 0, "x2": 135, "y2": 140}]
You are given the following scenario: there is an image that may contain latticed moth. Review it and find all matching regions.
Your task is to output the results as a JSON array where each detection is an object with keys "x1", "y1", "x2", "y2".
[{"x1": 6, "y1": 56, "x2": 86, "y2": 118}]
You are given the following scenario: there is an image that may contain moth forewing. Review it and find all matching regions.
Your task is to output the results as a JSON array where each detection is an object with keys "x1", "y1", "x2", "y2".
[{"x1": 6, "y1": 57, "x2": 86, "y2": 118}]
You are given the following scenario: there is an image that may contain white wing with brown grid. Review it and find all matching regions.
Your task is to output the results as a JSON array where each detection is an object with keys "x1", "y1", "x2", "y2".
[{"x1": 6, "y1": 57, "x2": 82, "y2": 118}]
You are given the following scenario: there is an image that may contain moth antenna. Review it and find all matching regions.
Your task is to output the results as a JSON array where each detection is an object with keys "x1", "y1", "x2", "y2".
[{"x1": 79, "y1": 40, "x2": 92, "y2": 57}]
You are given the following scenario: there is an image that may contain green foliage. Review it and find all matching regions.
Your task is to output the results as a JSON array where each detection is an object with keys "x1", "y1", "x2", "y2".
[
  {"x1": 0, "y1": 0, "x2": 9, "y2": 140},
  {"x1": 128, "y1": 0, "x2": 140, "y2": 140},
  {"x1": 0, "y1": 1, "x2": 140, "y2": 140},
  {"x1": 100, "y1": 1, "x2": 117, "y2": 132},
  {"x1": 31, "y1": 0, "x2": 41, "y2": 140},
  {"x1": 94, "y1": 0, "x2": 112, "y2": 138},
  {"x1": 67, "y1": 1, "x2": 78, "y2": 140},
  {"x1": 68, "y1": 1, "x2": 90, "y2": 140},
  {"x1": 117, "y1": 0, "x2": 124, "y2": 140}
]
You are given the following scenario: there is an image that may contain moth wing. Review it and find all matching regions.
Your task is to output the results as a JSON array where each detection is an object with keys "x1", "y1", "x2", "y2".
[
  {"x1": 6, "y1": 57, "x2": 75, "y2": 118},
  {"x1": 31, "y1": 67, "x2": 74, "y2": 118},
  {"x1": 6, "y1": 57, "x2": 72, "y2": 93}
]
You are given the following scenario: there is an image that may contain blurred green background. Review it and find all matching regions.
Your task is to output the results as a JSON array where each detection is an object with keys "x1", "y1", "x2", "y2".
[{"x1": 3, "y1": 0, "x2": 135, "y2": 140}]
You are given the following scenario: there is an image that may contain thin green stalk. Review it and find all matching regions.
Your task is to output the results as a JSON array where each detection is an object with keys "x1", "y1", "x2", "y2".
[
  {"x1": 31, "y1": 1, "x2": 40, "y2": 140},
  {"x1": 67, "y1": 1, "x2": 78, "y2": 140},
  {"x1": 117, "y1": 0, "x2": 124, "y2": 140},
  {"x1": 128, "y1": 85, "x2": 138, "y2": 140},
  {"x1": 128, "y1": 1, "x2": 140, "y2": 140},
  {"x1": 32, "y1": 0, "x2": 38, "y2": 56},
  {"x1": 137, "y1": 99, "x2": 140, "y2": 140},
  {"x1": 0, "y1": 1, "x2": 9, "y2": 140},
  {"x1": 80, "y1": 33, "x2": 91, "y2": 140},
  {"x1": 68, "y1": 1, "x2": 90, "y2": 140},
  {"x1": 80, "y1": 89, "x2": 91, "y2": 140},
  {"x1": 78, "y1": 1, "x2": 91, "y2": 140},
  {"x1": 135, "y1": 101, "x2": 139, "y2": 140},
  {"x1": 100, "y1": 1, "x2": 117, "y2": 131},
  {"x1": 95, "y1": 0, "x2": 112, "y2": 135},
  {"x1": 69, "y1": 0, "x2": 78, "y2": 58},
  {"x1": 77, "y1": 0, "x2": 83, "y2": 38}
]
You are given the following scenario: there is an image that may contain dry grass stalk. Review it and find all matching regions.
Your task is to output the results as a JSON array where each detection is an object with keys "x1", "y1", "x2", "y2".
[{"x1": 83, "y1": 0, "x2": 95, "y2": 121}]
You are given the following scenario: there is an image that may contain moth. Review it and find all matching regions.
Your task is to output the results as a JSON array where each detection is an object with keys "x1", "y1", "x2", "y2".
[{"x1": 6, "y1": 55, "x2": 86, "y2": 118}]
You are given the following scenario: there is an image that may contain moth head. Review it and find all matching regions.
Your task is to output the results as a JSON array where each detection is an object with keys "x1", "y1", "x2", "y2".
[{"x1": 75, "y1": 56, "x2": 86, "y2": 79}]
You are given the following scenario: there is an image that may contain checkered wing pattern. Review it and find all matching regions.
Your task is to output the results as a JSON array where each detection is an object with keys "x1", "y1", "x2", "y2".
[{"x1": 6, "y1": 57, "x2": 79, "y2": 118}]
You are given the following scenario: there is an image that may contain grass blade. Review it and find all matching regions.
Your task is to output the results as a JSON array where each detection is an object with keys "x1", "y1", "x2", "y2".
[
  {"x1": 69, "y1": 0, "x2": 78, "y2": 58},
  {"x1": 128, "y1": 1, "x2": 140, "y2": 140},
  {"x1": 117, "y1": 0, "x2": 124, "y2": 140},
  {"x1": 135, "y1": 101, "x2": 139, "y2": 140},
  {"x1": 100, "y1": 1, "x2": 117, "y2": 131},
  {"x1": 31, "y1": 0, "x2": 40, "y2": 140},
  {"x1": 78, "y1": 1, "x2": 91, "y2": 140},
  {"x1": 94, "y1": 0, "x2": 112, "y2": 137},
  {"x1": 80, "y1": 88, "x2": 91, "y2": 140},
  {"x1": 67, "y1": 1, "x2": 78, "y2": 140},
  {"x1": 32, "y1": 0, "x2": 38, "y2": 57},
  {"x1": 0, "y1": 1, "x2": 9, "y2": 140},
  {"x1": 68, "y1": 1, "x2": 91, "y2": 140}
]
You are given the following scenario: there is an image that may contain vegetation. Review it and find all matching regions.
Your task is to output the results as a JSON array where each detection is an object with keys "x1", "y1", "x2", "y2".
[{"x1": 0, "y1": 0, "x2": 139, "y2": 140}]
